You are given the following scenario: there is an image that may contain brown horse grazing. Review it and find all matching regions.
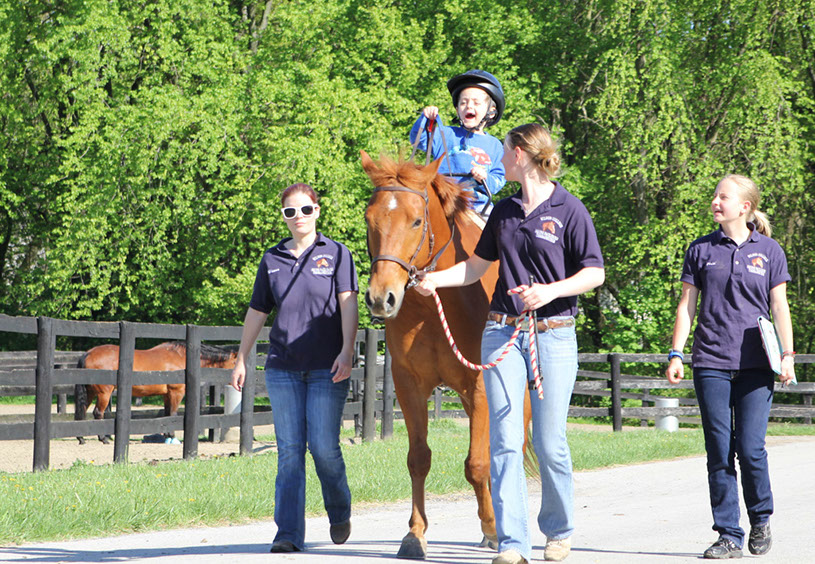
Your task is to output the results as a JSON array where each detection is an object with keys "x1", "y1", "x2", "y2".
[
  {"x1": 74, "y1": 342, "x2": 238, "y2": 444},
  {"x1": 362, "y1": 151, "x2": 531, "y2": 559}
]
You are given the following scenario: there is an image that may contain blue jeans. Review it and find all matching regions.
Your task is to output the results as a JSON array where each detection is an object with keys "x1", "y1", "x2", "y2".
[
  {"x1": 693, "y1": 367, "x2": 774, "y2": 547},
  {"x1": 266, "y1": 368, "x2": 351, "y2": 549},
  {"x1": 482, "y1": 319, "x2": 578, "y2": 561}
]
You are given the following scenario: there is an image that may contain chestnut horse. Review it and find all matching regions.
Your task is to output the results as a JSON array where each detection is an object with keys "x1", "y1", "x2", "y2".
[
  {"x1": 363, "y1": 151, "x2": 517, "y2": 559},
  {"x1": 74, "y1": 342, "x2": 237, "y2": 444}
]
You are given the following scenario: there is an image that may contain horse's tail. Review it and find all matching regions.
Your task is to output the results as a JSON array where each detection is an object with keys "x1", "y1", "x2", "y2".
[{"x1": 523, "y1": 421, "x2": 541, "y2": 479}]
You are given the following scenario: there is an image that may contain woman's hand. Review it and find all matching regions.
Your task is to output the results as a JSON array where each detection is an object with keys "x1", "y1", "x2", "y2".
[
  {"x1": 665, "y1": 357, "x2": 684, "y2": 383},
  {"x1": 230, "y1": 360, "x2": 246, "y2": 392},
  {"x1": 331, "y1": 350, "x2": 354, "y2": 383},
  {"x1": 779, "y1": 355, "x2": 796, "y2": 387},
  {"x1": 508, "y1": 282, "x2": 558, "y2": 311},
  {"x1": 414, "y1": 273, "x2": 437, "y2": 297}
]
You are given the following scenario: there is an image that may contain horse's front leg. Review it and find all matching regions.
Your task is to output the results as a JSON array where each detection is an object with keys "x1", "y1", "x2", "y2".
[
  {"x1": 392, "y1": 371, "x2": 434, "y2": 559},
  {"x1": 165, "y1": 385, "x2": 184, "y2": 441},
  {"x1": 93, "y1": 387, "x2": 113, "y2": 444},
  {"x1": 459, "y1": 375, "x2": 497, "y2": 549}
]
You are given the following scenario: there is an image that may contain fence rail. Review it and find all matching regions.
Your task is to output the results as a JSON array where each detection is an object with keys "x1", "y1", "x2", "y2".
[{"x1": 2, "y1": 314, "x2": 813, "y2": 472}]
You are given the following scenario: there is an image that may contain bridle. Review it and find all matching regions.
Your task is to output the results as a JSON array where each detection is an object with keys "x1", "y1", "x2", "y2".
[
  {"x1": 367, "y1": 116, "x2": 457, "y2": 289},
  {"x1": 368, "y1": 184, "x2": 456, "y2": 289}
]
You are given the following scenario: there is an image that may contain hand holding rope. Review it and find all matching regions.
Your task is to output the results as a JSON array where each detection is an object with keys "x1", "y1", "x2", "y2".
[{"x1": 429, "y1": 288, "x2": 544, "y2": 399}]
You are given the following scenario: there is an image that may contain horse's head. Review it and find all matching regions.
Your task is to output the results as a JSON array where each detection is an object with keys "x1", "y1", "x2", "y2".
[{"x1": 361, "y1": 150, "x2": 470, "y2": 319}]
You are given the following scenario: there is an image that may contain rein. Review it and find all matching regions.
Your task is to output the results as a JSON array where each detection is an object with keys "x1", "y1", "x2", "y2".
[{"x1": 431, "y1": 290, "x2": 544, "y2": 399}]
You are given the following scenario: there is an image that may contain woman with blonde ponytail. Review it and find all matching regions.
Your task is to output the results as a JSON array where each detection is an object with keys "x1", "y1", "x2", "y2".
[
  {"x1": 416, "y1": 123, "x2": 605, "y2": 563},
  {"x1": 665, "y1": 175, "x2": 795, "y2": 559}
]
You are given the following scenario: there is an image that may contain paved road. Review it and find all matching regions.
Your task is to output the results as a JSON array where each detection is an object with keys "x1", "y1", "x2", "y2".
[{"x1": 2, "y1": 437, "x2": 813, "y2": 564}]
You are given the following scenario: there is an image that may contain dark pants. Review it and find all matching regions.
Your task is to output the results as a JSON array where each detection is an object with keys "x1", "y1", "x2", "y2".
[{"x1": 693, "y1": 367, "x2": 775, "y2": 547}]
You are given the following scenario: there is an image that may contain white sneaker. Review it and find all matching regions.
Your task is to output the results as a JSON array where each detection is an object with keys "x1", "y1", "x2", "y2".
[
  {"x1": 492, "y1": 548, "x2": 528, "y2": 564},
  {"x1": 544, "y1": 537, "x2": 571, "y2": 561}
]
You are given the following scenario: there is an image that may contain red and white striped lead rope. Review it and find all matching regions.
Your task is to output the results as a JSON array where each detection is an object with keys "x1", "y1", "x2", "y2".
[{"x1": 431, "y1": 290, "x2": 544, "y2": 399}]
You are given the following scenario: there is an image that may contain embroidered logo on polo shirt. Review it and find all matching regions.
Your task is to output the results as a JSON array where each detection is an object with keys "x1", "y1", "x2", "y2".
[
  {"x1": 311, "y1": 254, "x2": 335, "y2": 276},
  {"x1": 267, "y1": 268, "x2": 280, "y2": 274},
  {"x1": 535, "y1": 216, "x2": 562, "y2": 243},
  {"x1": 746, "y1": 253, "x2": 768, "y2": 276}
]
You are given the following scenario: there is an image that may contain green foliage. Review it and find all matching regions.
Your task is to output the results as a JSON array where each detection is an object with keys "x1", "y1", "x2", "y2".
[{"x1": 1, "y1": 0, "x2": 813, "y2": 361}]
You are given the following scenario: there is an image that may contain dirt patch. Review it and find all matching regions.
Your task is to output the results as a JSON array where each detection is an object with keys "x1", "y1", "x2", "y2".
[{"x1": 0, "y1": 403, "x2": 280, "y2": 474}]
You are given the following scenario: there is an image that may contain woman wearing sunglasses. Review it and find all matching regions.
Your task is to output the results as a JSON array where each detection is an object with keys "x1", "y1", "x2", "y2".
[{"x1": 230, "y1": 183, "x2": 359, "y2": 553}]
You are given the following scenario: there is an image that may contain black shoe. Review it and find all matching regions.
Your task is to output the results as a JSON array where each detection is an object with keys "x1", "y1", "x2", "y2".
[
  {"x1": 704, "y1": 536, "x2": 743, "y2": 559},
  {"x1": 330, "y1": 519, "x2": 351, "y2": 544},
  {"x1": 270, "y1": 540, "x2": 299, "y2": 553},
  {"x1": 748, "y1": 522, "x2": 772, "y2": 555}
]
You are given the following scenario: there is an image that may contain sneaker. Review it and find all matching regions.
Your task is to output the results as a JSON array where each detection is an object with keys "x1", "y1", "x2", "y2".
[
  {"x1": 748, "y1": 522, "x2": 772, "y2": 555},
  {"x1": 703, "y1": 536, "x2": 742, "y2": 559},
  {"x1": 492, "y1": 549, "x2": 528, "y2": 564},
  {"x1": 544, "y1": 537, "x2": 571, "y2": 561},
  {"x1": 269, "y1": 540, "x2": 299, "y2": 553},
  {"x1": 330, "y1": 519, "x2": 351, "y2": 545}
]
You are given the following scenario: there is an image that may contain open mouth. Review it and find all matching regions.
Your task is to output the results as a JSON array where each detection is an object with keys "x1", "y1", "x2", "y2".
[{"x1": 464, "y1": 111, "x2": 477, "y2": 120}]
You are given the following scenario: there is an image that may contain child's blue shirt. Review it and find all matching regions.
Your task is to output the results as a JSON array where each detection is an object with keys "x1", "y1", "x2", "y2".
[{"x1": 409, "y1": 115, "x2": 506, "y2": 213}]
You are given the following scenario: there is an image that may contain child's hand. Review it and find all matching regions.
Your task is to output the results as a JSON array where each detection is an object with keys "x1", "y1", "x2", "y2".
[
  {"x1": 423, "y1": 106, "x2": 439, "y2": 121},
  {"x1": 470, "y1": 163, "x2": 487, "y2": 183}
]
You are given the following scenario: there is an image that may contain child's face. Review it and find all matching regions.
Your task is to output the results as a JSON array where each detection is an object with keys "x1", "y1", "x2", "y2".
[{"x1": 456, "y1": 87, "x2": 493, "y2": 131}]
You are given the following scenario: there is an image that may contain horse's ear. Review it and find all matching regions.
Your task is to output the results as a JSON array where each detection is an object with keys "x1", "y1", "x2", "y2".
[
  {"x1": 360, "y1": 150, "x2": 376, "y2": 176},
  {"x1": 424, "y1": 155, "x2": 443, "y2": 178}
]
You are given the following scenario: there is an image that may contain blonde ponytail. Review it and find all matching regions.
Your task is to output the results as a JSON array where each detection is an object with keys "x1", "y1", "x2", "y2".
[{"x1": 506, "y1": 123, "x2": 561, "y2": 180}]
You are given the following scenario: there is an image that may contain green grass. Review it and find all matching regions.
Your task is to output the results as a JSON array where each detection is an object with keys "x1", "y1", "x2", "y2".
[{"x1": 1, "y1": 419, "x2": 811, "y2": 546}]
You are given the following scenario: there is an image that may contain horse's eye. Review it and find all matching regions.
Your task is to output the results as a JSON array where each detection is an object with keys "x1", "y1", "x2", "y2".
[{"x1": 412, "y1": 218, "x2": 422, "y2": 228}]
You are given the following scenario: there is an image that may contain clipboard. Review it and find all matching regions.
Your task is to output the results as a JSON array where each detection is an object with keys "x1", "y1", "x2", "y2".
[{"x1": 757, "y1": 315, "x2": 797, "y2": 384}]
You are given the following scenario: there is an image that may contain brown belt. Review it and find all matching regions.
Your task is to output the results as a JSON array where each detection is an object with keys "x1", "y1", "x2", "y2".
[{"x1": 488, "y1": 312, "x2": 575, "y2": 332}]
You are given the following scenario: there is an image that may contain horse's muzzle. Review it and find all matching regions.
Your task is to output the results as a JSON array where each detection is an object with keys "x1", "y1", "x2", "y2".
[{"x1": 365, "y1": 287, "x2": 401, "y2": 319}]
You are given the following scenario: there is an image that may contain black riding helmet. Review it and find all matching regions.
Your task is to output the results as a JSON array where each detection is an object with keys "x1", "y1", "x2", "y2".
[{"x1": 447, "y1": 69, "x2": 505, "y2": 127}]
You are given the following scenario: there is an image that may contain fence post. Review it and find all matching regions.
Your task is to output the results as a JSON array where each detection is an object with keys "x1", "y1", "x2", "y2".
[
  {"x1": 804, "y1": 394, "x2": 812, "y2": 426},
  {"x1": 434, "y1": 388, "x2": 442, "y2": 420},
  {"x1": 33, "y1": 316, "x2": 55, "y2": 472},
  {"x1": 362, "y1": 328, "x2": 377, "y2": 442},
  {"x1": 183, "y1": 324, "x2": 201, "y2": 460},
  {"x1": 610, "y1": 353, "x2": 622, "y2": 432},
  {"x1": 239, "y1": 341, "x2": 256, "y2": 456},
  {"x1": 381, "y1": 341, "x2": 393, "y2": 440},
  {"x1": 113, "y1": 321, "x2": 135, "y2": 464}
]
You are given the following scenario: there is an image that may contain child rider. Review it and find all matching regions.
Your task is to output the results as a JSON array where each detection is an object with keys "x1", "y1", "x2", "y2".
[{"x1": 409, "y1": 69, "x2": 506, "y2": 220}]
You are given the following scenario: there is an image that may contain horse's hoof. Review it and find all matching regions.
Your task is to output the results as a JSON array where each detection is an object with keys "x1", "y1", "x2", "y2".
[
  {"x1": 77, "y1": 437, "x2": 85, "y2": 445},
  {"x1": 480, "y1": 534, "x2": 499, "y2": 550},
  {"x1": 397, "y1": 533, "x2": 427, "y2": 559},
  {"x1": 101, "y1": 436, "x2": 111, "y2": 445}
]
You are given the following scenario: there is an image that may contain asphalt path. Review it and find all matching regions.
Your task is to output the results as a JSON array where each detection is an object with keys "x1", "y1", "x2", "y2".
[{"x1": 1, "y1": 436, "x2": 813, "y2": 564}]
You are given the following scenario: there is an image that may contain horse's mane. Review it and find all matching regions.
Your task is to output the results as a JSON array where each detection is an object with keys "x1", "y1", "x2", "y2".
[
  {"x1": 367, "y1": 154, "x2": 473, "y2": 220},
  {"x1": 164, "y1": 341, "x2": 236, "y2": 363}
]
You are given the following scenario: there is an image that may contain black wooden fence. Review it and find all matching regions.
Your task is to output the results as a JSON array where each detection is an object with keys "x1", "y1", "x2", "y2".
[
  {"x1": 0, "y1": 314, "x2": 392, "y2": 472},
  {"x1": 430, "y1": 352, "x2": 815, "y2": 429},
  {"x1": 2, "y1": 314, "x2": 813, "y2": 473}
]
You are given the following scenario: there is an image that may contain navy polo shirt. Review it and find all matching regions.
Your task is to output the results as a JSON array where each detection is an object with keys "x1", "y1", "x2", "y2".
[
  {"x1": 249, "y1": 233, "x2": 358, "y2": 371},
  {"x1": 474, "y1": 182, "x2": 604, "y2": 318},
  {"x1": 681, "y1": 227, "x2": 791, "y2": 370}
]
